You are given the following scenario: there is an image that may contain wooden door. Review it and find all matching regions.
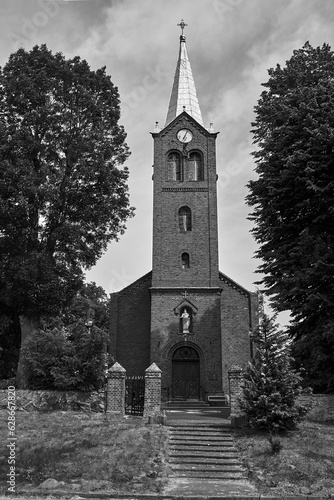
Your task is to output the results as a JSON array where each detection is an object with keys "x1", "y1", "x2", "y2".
[{"x1": 172, "y1": 346, "x2": 200, "y2": 400}]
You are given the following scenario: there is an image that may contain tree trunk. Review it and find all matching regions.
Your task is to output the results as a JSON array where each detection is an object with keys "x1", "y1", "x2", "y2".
[{"x1": 15, "y1": 314, "x2": 40, "y2": 389}]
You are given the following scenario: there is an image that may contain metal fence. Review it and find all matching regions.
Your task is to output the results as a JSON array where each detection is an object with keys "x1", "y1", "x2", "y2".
[{"x1": 125, "y1": 375, "x2": 145, "y2": 416}]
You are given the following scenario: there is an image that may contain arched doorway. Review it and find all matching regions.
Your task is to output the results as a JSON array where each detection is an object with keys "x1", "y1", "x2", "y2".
[{"x1": 172, "y1": 346, "x2": 200, "y2": 400}]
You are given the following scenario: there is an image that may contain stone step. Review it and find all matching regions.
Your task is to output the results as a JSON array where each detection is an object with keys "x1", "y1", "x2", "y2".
[
  {"x1": 170, "y1": 447, "x2": 238, "y2": 454},
  {"x1": 169, "y1": 457, "x2": 242, "y2": 464},
  {"x1": 171, "y1": 462, "x2": 245, "y2": 472},
  {"x1": 169, "y1": 431, "x2": 234, "y2": 438},
  {"x1": 169, "y1": 440, "x2": 236, "y2": 447},
  {"x1": 169, "y1": 428, "x2": 231, "y2": 434},
  {"x1": 170, "y1": 451, "x2": 239, "y2": 458},
  {"x1": 170, "y1": 471, "x2": 247, "y2": 480},
  {"x1": 171, "y1": 425, "x2": 230, "y2": 430},
  {"x1": 169, "y1": 426, "x2": 231, "y2": 436},
  {"x1": 170, "y1": 429, "x2": 231, "y2": 435},
  {"x1": 164, "y1": 400, "x2": 209, "y2": 404},
  {"x1": 167, "y1": 423, "x2": 246, "y2": 481}
]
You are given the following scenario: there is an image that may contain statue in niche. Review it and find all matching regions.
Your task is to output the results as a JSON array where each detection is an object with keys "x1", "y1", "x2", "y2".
[{"x1": 181, "y1": 309, "x2": 190, "y2": 333}]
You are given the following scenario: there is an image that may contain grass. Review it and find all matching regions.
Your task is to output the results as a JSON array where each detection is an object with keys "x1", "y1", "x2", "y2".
[
  {"x1": 234, "y1": 404, "x2": 334, "y2": 497},
  {"x1": 2, "y1": 404, "x2": 334, "y2": 498},
  {"x1": 0, "y1": 410, "x2": 169, "y2": 495}
]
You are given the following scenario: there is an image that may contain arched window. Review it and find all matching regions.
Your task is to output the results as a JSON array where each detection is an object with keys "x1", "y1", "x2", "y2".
[
  {"x1": 182, "y1": 252, "x2": 190, "y2": 269},
  {"x1": 178, "y1": 206, "x2": 192, "y2": 232},
  {"x1": 167, "y1": 152, "x2": 182, "y2": 181},
  {"x1": 188, "y1": 152, "x2": 204, "y2": 181}
]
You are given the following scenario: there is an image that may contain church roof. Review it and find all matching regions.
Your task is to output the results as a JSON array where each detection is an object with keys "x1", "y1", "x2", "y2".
[{"x1": 165, "y1": 25, "x2": 204, "y2": 128}]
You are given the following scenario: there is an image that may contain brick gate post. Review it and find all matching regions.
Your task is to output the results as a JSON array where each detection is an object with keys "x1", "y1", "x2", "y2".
[
  {"x1": 107, "y1": 362, "x2": 126, "y2": 416},
  {"x1": 143, "y1": 363, "x2": 162, "y2": 420},
  {"x1": 228, "y1": 364, "x2": 246, "y2": 426}
]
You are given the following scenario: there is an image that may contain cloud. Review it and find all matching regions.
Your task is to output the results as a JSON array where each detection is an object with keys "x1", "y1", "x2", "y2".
[{"x1": 1, "y1": 0, "x2": 334, "y2": 326}]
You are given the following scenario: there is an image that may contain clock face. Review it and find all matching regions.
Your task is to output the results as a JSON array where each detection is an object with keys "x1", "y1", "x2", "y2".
[{"x1": 177, "y1": 129, "x2": 193, "y2": 143}]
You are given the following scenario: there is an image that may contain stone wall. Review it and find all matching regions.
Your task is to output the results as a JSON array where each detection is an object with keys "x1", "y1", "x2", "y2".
[
  {"x1": 0, "y1": 389, "x2": 105, "y2": 412},
  {"x1": 298, "y1": 393, "x2": 334, "y2": 420}
]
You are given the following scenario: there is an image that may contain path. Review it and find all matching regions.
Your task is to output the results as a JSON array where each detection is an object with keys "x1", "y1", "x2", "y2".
[{"x1": 163, "y1": 415, "x2": 258, "y2": 497}]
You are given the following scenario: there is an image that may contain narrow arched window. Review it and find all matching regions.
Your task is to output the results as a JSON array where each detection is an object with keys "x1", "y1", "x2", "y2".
[
  {"x1": 188, "y1": 152, "x2": 204, "y2": 181},
  {"x1": 167, "y1": 152, "x2": 182, "y2": 181},
  {"x1": 182, "y1": 252, "x2": 190, "y2": 269},
  {"x1": 179, "y1": 206, "x2": 192, "y2": 232}
]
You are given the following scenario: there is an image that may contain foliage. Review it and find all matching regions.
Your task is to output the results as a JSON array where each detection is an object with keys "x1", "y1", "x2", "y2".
[
  {"x1": 246, "y1": 42, "x2": 334, "y2": 391},
  {"x1": 240, "y1": 314, "x2": 309, "y2": 433},
  {"x1": 0, "y1": 307, "x2": 20, "y2": 379},
  {"x1": 0, "y1": 44, "x2": 133, "y2": 370},
  {"x1": 19, "y1": 282, "x2": 112, "y2": 390},
  {"x1": 21, "y1": 322, "x2": 108, "y2": 391},
  {"x1": 65, "y1": 281, "x2": 110, "y2": 332}
]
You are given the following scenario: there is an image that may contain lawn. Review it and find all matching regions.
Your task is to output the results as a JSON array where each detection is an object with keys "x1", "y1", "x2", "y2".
[
  {"x1": 2, "y1": 404, "x2": 334, "y2": 498},
  {"x1": 0, "y1": 410, "x2": 169, "y2": 495},
  {"x1": 234, "y1": 404, "x2": 334, "y2": 497}
]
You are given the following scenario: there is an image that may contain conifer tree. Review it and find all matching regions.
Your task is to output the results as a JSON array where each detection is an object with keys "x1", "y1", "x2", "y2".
[
  {"x1": 241, "y1": 314, "x2": 309, "y2": 433},
  {"x1": 247, "y1": 42, "x2": 334, "y2": 391}
]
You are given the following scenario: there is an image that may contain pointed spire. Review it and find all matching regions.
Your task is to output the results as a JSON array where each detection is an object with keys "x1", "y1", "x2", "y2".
[{"x1": 165, "y1": 20, "x2": 204, "y2": 127}]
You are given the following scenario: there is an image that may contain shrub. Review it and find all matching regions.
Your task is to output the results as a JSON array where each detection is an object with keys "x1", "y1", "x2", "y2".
[{"x1": 21, "y1": 322, "x2": 108, "y2": 391}]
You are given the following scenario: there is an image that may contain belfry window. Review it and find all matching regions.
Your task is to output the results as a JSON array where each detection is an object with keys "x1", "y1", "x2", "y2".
[
  {"x1": 167, "y1": 152, "x2": 182, "y2": 181},
  {"x1": 182, "y1": 252, "x2": 190, "y2": 269},
  {"x1": 178, "y1": 206, "x2": 192, "y2": 232},
  {"x1": 188, "y1": 152, "x2": 204, "y2": 181}
]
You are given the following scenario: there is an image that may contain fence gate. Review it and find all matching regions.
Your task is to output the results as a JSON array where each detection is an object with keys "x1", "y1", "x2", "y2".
[{"x1": 125, "y1": 375, "x2": 145, "y2": 415}]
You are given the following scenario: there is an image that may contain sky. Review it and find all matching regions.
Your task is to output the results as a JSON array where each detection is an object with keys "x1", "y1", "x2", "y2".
[{"x1": 1, "y1": 0, "x2": 334, "y2": 326}]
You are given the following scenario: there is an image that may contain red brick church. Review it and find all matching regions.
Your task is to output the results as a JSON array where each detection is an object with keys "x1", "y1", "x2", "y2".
[{"x1": 110, "y1": 22, "x2": 257, "y2": 401}]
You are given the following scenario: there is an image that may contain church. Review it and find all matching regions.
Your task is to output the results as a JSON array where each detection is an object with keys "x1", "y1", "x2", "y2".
[{"x1": 110, "y1": 21, "x2": 258, "y2": 401}]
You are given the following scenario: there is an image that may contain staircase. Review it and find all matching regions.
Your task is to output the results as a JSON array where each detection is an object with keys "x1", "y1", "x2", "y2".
[
  {"x1": 168, "y1": 424, "x2": 247, "y2": 480},
  {"x1": 162, "y1": 400, "x2": 210, "y2": 410}
]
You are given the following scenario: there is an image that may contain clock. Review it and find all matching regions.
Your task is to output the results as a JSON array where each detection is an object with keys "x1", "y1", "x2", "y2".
[{"x1": 177, "y1": 129, "x2": 193, "y2": 143}]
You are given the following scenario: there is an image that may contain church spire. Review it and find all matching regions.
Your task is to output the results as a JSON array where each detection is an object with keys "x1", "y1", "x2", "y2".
[{"x1": 165, "y1": 20, "x2": 204, "y2": 127}]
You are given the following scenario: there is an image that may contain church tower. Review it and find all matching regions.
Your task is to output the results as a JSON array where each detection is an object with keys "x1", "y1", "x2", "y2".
[
  {"x1": 150, "y1": 21, "x2": 223, "y2": 398},
  {"x1": 109, "y1": 21, "x2": 256, "y2": 401}
]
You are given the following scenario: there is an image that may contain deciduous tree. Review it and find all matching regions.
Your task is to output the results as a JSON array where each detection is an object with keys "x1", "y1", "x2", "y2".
[{"x1": 0, "y1": 45, "x2": 133, "y2": 387}]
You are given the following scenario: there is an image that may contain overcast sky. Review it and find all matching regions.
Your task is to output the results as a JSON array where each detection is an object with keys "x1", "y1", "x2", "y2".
[{"x1": 1, "y1": 0, "x2": 333, "y2": 326}]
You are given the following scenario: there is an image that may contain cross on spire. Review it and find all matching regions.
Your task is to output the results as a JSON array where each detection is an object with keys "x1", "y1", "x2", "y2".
[
  {"x1": 177, "y1": 19, "x2": 188, "y2": 36},
  {"x1": 165, "y1": 19, "x2": 204, "y2": 127}
]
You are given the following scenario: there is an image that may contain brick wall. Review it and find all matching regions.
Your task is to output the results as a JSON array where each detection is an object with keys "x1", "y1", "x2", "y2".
[
  {"x1": 109, "y1": 271, "x2": 256, "y2": 395},
  {"x1": 220, "y1": 273, "x2": 256, "y2": 390},
  {"x1": 109, "y1": 272, "x2": 152, "y2": 376},
  {"x1": 107, "y1": 362, "x2": 126, "y2": 415},
  {"x1": 152, "y1": 114, "x2": 220, "y2": 289},
  {"x1": 143, "y1": 363, "x2": 162, "y2": 418},
  {"x1": 150, "y1": 288, "x2": 222, "y2": 395},
  {"x1": 228, "y1": 365, "x2": 245, "y2": 420}
]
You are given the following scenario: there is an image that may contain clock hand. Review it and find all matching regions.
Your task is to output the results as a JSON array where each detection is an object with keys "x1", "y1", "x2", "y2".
[{"x1": 182, "y1": 131, "x2": 188, "y2": 141}]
